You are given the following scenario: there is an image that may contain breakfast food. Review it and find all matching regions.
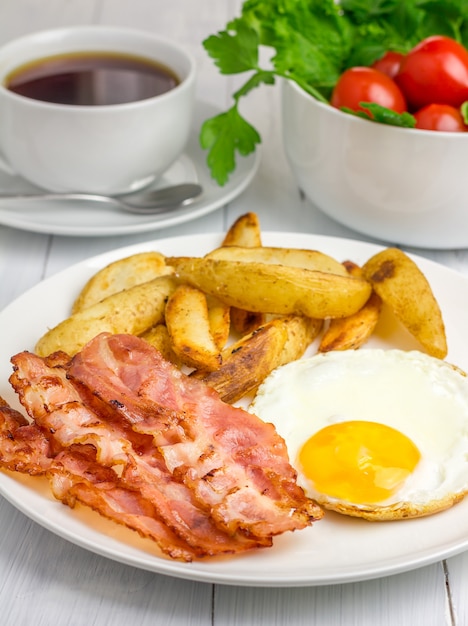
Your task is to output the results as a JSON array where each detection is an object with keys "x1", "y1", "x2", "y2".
[
  {"x1": 2, "y1": 333, "x2": 323, "y2": 561},
  {"x1": 250, "y1": 349, "x2": 468, "y2": 521},
  {"x1": 165, "y1": 256, "x2": 372, "y2": 319},
  {"x1": 362, "y1": 247, "x2": 447, "y2": 359},
  {"x1": 165, "y1": 284, "x2": 223, "y2": 371},
  {"x1": 71, "y1": 251, "x2": 173, "y2": 314},
  {"x1": 0, "y1": 211, "x2": 459, "y2": 564},
  {"x1": 221, "y1": 212, "x2": 267, "y2": 334},
  {"x1": 33, "y1": 212, "x2": 447, "y2": 401},
  {"x1": 192, "y1": 315, "x2": 323, "y2": 404},
  {"x1": 318, "y1": 261, "x2": 382, "y2": 353},
  {"x1": 35, "y1": 274, "x2": 177, "y2": 357}
]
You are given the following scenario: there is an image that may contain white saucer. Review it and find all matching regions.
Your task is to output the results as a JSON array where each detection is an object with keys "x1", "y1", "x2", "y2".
[{"x1": 0, "y1": 101, "x2": 260, "y2": 237}]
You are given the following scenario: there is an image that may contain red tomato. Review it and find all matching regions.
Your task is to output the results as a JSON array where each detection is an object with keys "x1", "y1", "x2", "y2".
[
  {"x1": 395, "y1": 36, "x2": 468, "y2": 110},
  {"x1": 372, "y1": 51, "x2": 406, "y2": 79},
  {"x1": 331, "y1": 67, "x2": 407, "y2": 115},
  {"x1": 413, "y1": 103, "x2": 467, "y2": 132}
]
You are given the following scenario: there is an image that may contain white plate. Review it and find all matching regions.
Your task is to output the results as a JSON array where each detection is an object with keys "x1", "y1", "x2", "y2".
[
  {"x1": 1, "y1": 232, "x2": 468, "y2": 587},
  {"x1": 0, "y1": 101, "x2": 259, "y2": 237}
]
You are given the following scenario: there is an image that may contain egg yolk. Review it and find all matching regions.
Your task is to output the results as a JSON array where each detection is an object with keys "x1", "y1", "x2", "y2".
[{"x1": 298, "y1": 420, "x2": 421, "y2": 504}]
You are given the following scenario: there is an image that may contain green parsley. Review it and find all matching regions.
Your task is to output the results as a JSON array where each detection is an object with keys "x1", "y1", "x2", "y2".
[{"x1": 201, "y1": 0, "x2": 468, "y2": 185}]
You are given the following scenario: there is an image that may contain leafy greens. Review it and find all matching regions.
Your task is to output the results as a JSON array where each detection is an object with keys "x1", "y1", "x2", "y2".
[{"x1": 201, "y1": 0, "x2": 468, "y2": 185}]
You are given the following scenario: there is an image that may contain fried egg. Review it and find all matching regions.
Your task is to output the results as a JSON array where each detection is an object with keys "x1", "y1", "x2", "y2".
[{"x1": 249, "y1": 349, "x2": 468, "y2": 520}]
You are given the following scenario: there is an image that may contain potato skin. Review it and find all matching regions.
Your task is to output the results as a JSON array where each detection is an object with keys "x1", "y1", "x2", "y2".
[
  {"x1": 166, "y1": 257, "x2": 372, "y2": 319},
  {"x1": 35, "y1": 275, "x2": 177, "y2": 357},
  {"x1": 192, "y1": 315, "x2": 322, "y2": 403},
  {"x1": 319, "y1": 260, "x2": 381, "y2": 353},
  {"x1": 191, "y1": 319, "x2": 289, "y2": 403},
  {"x1": 139, "y1": 324, "x2": 184, "y2": 368},
  {"x1": 72, "y1": 251, "x2": 173, "y2": 313},
  {"x1": 165, "y1": 284, "x2": 222, "y2": 371},
  {"x1": 362, "y1": 248, "x2": 447, "y2": 359},
  {"x1": 221, "y1": 212, "x2": 262, "y2": 247},
  {"x1": 319, "y1": 292, "x2": 382, "y2": 353},
  {"x1": 206, "y1": 245, "x2": 349, "y2": 276},
  {"x1": 219, "y1": 213, "x2": 265, "y2": 336}
]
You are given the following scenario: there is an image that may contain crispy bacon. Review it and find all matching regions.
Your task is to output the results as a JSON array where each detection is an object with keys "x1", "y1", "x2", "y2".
[
  {"x1": 0, "y1": 393, "x2": 197, "y2": 561},
  {"x1": 48, "y1": 444, "x2": 197, "y2": 562},
  {"x1": 0, "y1": 401, "x2": 196, "y2": 562},
  {"x1": 68, "y1": 333, "x2": 323, "y2": 537},
  {"x1": 2, "y1": 333, "x2": 323, "y2": 561},
  {"x1": 9, "y1": 351, "x2": 266, "y2": 558},
  {"x1": 0, "y1": 396, "x2": 52, "y2": 473}
]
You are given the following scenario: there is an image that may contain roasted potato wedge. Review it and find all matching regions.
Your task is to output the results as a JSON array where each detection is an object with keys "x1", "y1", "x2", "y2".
[
  {"x1": 206, "y1": 295, "x2": 231, "y2": 350},
  {"x1": 221, "y1": 213, "x2": 266, "y2": 335},
  {"x1": 72, "y1": 251, "x2": 173, "y2": 313},
  {"x1": 319, "y1": 260, "x2": 382, "y2": 352},
  {"x1": 35, "y1": 275, "x2": 177, "y2": 357},
  {"x1": 166, "y1": 257, "x2": 372, "y2": 319},
  {"x1": 206, "y1": 245, "x2": 349, "y2": 276},
  {"x1": 277, "y1": 315, "x2": 323, "y2": 364},
  {"x1": 341, "y1": 260, "x2": 361, "y2": 277},
  {"x1": 222, "y1": 212, "x2": 262, "y2": 247},
  {"x1": 230, "y1": 307, "x2": 265, "y2": 336},
  {"x1": 318, "y1": 292, "x2": 382, "y2": 352},
  {"x1": 192, "y1": 315, "x2": 322, "y2": 403},
  {"x1": 191, "y1": 318, "x2": 289, "y2": 403},
  {"x1": 140, "y1": 324, "x2": 184, "y2": 368},
  {"x1": 165, "y1": 285, "x2": 222, "y2": 371},
  {"x1": 362, "y1": 247, "x2": 447, "y2": 359}
]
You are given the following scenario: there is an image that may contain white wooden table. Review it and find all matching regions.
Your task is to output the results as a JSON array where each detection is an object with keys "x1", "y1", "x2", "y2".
[{"x1": 0, "y1": 1, "x2": 468, "y2": 624}]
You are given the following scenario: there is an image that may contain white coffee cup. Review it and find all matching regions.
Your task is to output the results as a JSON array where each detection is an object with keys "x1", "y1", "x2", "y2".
[{"x1": 0, "y1": 26, "x2": 196, "y2": 194}]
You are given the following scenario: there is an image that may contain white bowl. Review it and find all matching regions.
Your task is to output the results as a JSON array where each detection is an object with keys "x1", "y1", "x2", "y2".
[{"x1": 282, "y1": 79, "x2": 468, "y2": 249}]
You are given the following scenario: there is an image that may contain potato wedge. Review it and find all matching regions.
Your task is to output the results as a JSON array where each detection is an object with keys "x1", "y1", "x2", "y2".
[
  {"x1": 192, "y1": 315, "x2": 322, "y2": 403},
  {"x1": 140, "y1": 324, "x2": 184, "y2": 367},
  {"x1": 166, "y1": 257, "x2": 372, "y2": 319},
  {"x1": 72, "y1": 251, "x2": 173, "y2": 313},
  {"x1": 222, "y1": 212, "x2": 262, "y2": 247},
  {"x1": 318, "y1": 292, "x2": 382, "y2": 352},
  {"x1": 318, "y1": 260, "x2": 382, "y2": 352},
  {"x1": 191, "y1": 318, "x2": 289, "y2": 403},
  {"x1": 362, "y1": 247, "x2": 447, "y2": 358},
  {"x1": 230, "y1": 307, "x2": 265, "y2": 336},
  {"x1": 206, "y1": 245, "x2": 349, "y2": 276},
  {"x1": 35, "y1": 275, "x2": 177, "y2": 357},
  {"x1": 341, "y1": 260, "x2": 361, "y2": 277},
  {"x1": 165, "y1": 285, "x2": 222, "y2": 371},
  {"x1": 221, "y1": 212, "x2": 266, "y2": 335},
  {"x1": 206, "y1": 295, "x2": 230, "y2": 350},
  {"x1": 277, "y1": 315, "x2": 323, "y2": 365}
]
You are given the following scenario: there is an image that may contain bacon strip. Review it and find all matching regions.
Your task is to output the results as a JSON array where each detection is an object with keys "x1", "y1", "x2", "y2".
[
  {"x1": 0, "y1": 399, "x2": 196, "y2": 561},
  {"x1": 68, "y1": 333, "x2": 323, "y2": 538},
  {"x1": 9, "y1": 351, "x2": 265, "y2": 558},
  {"x1": 48, "y1": 444, "x2": 197, "y2": 562},
  {"x1": 0, "y1": 396, "x2": 52, "y2": 474}
]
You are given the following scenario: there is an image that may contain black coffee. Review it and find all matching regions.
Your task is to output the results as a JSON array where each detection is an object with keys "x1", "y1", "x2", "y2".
[{"x1": 5, "y1": 51, "x2": 180, "y2": 105}]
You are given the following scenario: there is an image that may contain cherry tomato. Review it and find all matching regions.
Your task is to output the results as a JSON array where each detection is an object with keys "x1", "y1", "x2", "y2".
[
  {"x1": 395, "y1": 36, "x2": 468, "y2": 110},
  {"x1": 372, "y1": 51, "x2": 406, "y2": 79},
  {"x1": 331, "y1": 67, "x2": 407, "y2": 115},
  {"x1": 413, "y1": 103, "x2": 467, "y2": 132}
]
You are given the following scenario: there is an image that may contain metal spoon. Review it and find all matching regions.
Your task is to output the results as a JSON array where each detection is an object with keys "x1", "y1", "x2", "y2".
[{"x1": 0, "y1": 182, "x2": 203, "y2": 215}]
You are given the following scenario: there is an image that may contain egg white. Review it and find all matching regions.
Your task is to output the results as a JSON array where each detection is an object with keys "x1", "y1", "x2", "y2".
[{"x1": 249, "y1": 349, "x2": 468, "y2": 520}]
